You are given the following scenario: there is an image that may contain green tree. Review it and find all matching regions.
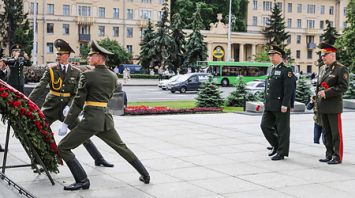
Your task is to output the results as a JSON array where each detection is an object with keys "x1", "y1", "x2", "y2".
[
  {"x1": 225, "y1": 77, "x2": 257, "y2": 107},
  {"x1": 149, "y1": 0, "x2": 173, "y2": 69},
  {"x1": 168, "y1": 13, "x2": 186, "y2": 74},
  {"x1": 343, "y1": 78, "x2": 355, "y2": 99},
  {"x1": 295, "y1": 75, "x2": 312, "y2": 104},
  {"x1": 80, "y1": 44, "x2": 90, "y2": 61},
  {"x1": 316, "y1": 20, "x2": 340, "y2": 66},
  {"x1": 262, "y1": 0, "x2": 290, "y2": 49},
  {"x1": 0, "y1": 0, "x2": 33, "y2": 55},
  {"x1": 195, "y1": 77, "x2": 224, "y2": 108},
  {"x1": 254, "y1": 49, "x2": 269, "y2": 62},
  {"x1": 138, "y1": 19, "x2": 155, "y2": 71},
  {"x1": 98, "y1": 38, "x2": 132, "y2": 69},
  {"x1": 182, "y1": 3, "x2": 208, "y2": 72},
  {"x1": 336, "y1": 0, "x2": 355, "y2": 73}
]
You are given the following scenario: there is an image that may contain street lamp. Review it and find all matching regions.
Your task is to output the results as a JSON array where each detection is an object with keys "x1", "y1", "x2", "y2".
[
  {"x1": 32, "y1": 0, "x2": 38, "y2": 65},
  {"x1": 227, "y1": 0, "x2": 232, "y2": 61}
]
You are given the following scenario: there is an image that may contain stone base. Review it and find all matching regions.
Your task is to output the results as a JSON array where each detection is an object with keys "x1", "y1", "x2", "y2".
[
  {"x1": 343, "y1": 99, "x2": 355, "y2": 109},
  {"x1": 246, "y1": 101, "x2": 264, "y2": 113},
  {"x1": 292, "y1": 101, "x2": 306, "y2": 112}
]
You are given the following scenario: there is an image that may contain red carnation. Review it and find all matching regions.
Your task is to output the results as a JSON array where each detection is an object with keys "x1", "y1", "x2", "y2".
[
  {"x1": 26, "y1": 111, "x2": 34, "y2": 119},
  {"x1": 13, "y1": 100, "x2": 21, "y2": 107},
  {"x1": 50, "y1": 142, "x2": 58, "y2": 152},
  {"x1": 35, "y1": 121, "x2": 43, "y2": 130},
  {"x1": 19, "y1": 107, "x2": 26, "y2": 115},
  {"x1": 44, "y1": 137, "x2": 51, "y2": 142},
  {"x1": 256, "y1": 105, "x2": 261, "y2": 112},
  {"x1": 41, "y1": 130, "x2": 48, "y2": 135},
  {"x1": 321, "y1": 82, "x2": 329, "y2": 89},
  {"x1": 1, "y1": 92, "x2": 8, "y2": 98},
  {"x1": 38, "y1": 111, "x2": 45, "y2": 118}
]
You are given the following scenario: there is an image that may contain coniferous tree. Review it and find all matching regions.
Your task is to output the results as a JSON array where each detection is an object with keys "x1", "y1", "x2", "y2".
[
  {"x1": 316, "y1": 20, "x2": 340, "y2": 66},
  {"x1": 195, "y1": 77, "x2": 224, "y2": 108},
  {"x1": 149, "y1": 0, "x2": 173, "y2": 70},
  {"x1": 0, "y1": 0, "x2": 33, "y2": 55},
  {"x1": 336, "y1": 0, "x2": 355, "y2": 73},
  {"x1": 168, "y1": 13, "x2": 186, "y2": 74},
  {"x1": 343, "y1": 76, "x2": 355, "y2": 99},
  {"x1": 225, "y1": 77, "x2": 257, "y2": 107},
  {"x1": 183, "y1": 3, "x2": 208, "y2": 73},
  {"x1": 138, "y1": 19, "x2": 155, "y2": 71},
  {"x1": 295, "y1": 75, "x2": 312, "y2": 104},
  {"x1": 262, "y1": 0, "x2": 290, "y2": 49}
]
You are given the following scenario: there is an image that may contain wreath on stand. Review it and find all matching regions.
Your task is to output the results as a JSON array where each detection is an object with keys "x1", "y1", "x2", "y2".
[{"x1": 0, "y1": 80, "x2": 61, "y2": 173}]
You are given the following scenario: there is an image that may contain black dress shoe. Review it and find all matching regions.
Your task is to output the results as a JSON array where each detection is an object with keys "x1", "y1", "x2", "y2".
[
  {"x1": 271, "y1": 154, "x2": 284, "y2": 161},
  {"x1": 319, "y1": 158, "x2": 331, "y2": 162},
  {"x1": 266, "y1": 146, "x2": 273, "y2": 150},
  {"x1": 327, "y1": 158, "x2": 341, "y2": 165},
  {"x1": 268, "y1": 147, "x2": 278, "y2": 156},
  {"x1": 139, "y1": 175, "x2": 150, "y2": 184},
  {"x1": 64, "y1": 178, "x2": 90, "y2": 191},
  {"x1": 95, "y1": 159, "x2": 114, "y2": 167}
]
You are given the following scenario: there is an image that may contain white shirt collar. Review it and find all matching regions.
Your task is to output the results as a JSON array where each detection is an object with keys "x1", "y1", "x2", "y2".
[{"x1": 61, "y1": 64, "x2": 69, "y2": 72}]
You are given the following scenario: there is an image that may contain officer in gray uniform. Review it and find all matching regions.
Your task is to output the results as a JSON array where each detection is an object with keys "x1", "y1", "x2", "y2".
[
  {"x1": 58, "y1": 40, "x2": 150, "y2": 191},
  {"x1": 260, "y1": 45, "x2": 293, "y2": 161}
]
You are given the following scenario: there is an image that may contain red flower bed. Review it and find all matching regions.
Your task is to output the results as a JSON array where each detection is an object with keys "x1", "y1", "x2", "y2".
[
  {"x1": 0, "y1": 80, "x2": 61, "y2": 173},
  {"x1": 124, "y1": 105, "x2": 223, "y2": 115}
]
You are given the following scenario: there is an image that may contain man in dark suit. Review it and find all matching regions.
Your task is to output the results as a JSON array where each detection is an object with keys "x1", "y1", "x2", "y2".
[
  {"x1": 58, "y1": 40, "x2": 150, "y2": 191},
  {"x1": 317, "y1": 42, "x2": 349, "y2": 165},
  {"x1": 29, "y1": 39, "x2": 113, "y2": 168},
  {"x1": 260, "y1": 45, "x2": 293, "y2": 161}
]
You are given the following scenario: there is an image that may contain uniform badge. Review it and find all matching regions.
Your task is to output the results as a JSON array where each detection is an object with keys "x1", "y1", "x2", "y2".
[
  {"x1": 288, "y1": 72, "x2": 292, "y2": 77},
  {"x1": 274, "y1": 71, "x2": 281, "y2": 75},
  {"x1": 70, "y1": 77, "x2": 75, "y2": 81},
  {"x1": 344, "y1": 73, "x2": 349, "y2": 80}
]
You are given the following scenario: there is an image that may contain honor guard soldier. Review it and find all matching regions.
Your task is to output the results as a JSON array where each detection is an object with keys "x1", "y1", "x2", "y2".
[
  {"x1": 317, "y1": 42, "x2": 349, "y2": 165},
  {"x1": 29, "y1": 39, "x2": 113, "y2": 168},
  {"x1": 6, "y1": 44, "x2": 31, "y2": 93},
  {"x1": 58, "y1": 40, "x2": 150, "y2": 191},
  {"x1": 260, "y1": 45, "x2": 293, "y2": 161}
]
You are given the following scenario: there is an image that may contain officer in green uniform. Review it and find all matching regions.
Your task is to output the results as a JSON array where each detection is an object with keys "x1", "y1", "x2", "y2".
[
  {"x1": 29, "y1": 39, "x2": 113, "y2": 168},
  {"x1": 6, "y1": 44, "x2": 31, "y2": 93},
  {"x1": 260, "y1": 45, "x2": 293, "y2": 161},
  {"x1": 58, "y1": 40, "x2": 150, "y2": 191},
  {"x1": 317, "y1": 42, "x2": 349, "y2": 165}
]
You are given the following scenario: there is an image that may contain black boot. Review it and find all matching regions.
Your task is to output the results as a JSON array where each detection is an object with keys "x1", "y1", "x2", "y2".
[
  {"x1": 0, "y1": 144, "x2": 4, "y2": 152},
  {"x1": 64, "y1": 158, "x2": 90, "y2": 191},
  {"x1": 83, "y1": 140, "x2": 114, "y2": 167},
  {"x1": 129, "y1": 158, "x2": 150, "y2": 184}
]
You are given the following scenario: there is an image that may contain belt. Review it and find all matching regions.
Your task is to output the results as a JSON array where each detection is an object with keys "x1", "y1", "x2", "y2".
[
  {"x1": 85, "y1": 101, "x2": 108, "y2": 107},
  {"x1": 50, "y1": 90, "x2": 71, "y2": 97}
]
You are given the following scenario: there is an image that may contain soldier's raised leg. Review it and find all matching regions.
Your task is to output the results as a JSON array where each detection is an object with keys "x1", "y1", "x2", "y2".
[{"x1": 83, "y1": 139, "x2": 114, "y2": 167}]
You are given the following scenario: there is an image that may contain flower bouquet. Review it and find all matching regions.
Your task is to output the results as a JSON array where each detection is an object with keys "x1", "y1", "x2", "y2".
[{"x1": 0, "y1": 80, "x2": 61, "y2": 173}]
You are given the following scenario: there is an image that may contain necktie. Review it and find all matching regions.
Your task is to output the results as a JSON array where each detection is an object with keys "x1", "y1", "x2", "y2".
[{"x1": 62, "y1": 65, "x2": 66, "y2": 76}]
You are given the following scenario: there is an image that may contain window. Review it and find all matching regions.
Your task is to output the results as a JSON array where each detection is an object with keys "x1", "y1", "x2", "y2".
[
  {"x1": 126, "y1": 45, "x2": 133, "y2": 53},
  {"x1": 47, "y1": 23, "x2": 54, "y2": 33},
  {"x1": 47, "y1": 43, "x2": 54, "y2": 53},
  {"x1": 307, "y1": 65, "x2": 312, "y2": 73},
  {"x1": 63, "y1": 5, "x2": 70, "y2": 16},
  {"x1": 296, "y1": 35, "x2": 301, "y2": 44},
  {"x1": 329, "y1": 6, "x2": 334, "y2": 15},
  {"x1": 98, "y1": 26, "x2": 105, "y2": 36},
  {"x1": 253, "y1": 0, "x2": 258, "y2": 10},
  {"x1": 262, "y1": 17, "x2": 270, "y2": 26},
  {"x1": 276, "y1": 2, "x2": 282, "y2": 10},
  {"x1": 113, "y1": 8, "x2": 119, "y2": 19},
  {"x1": 157, "y1": 11, "x2": 163, "y2": 21},
  {"x1": 113, "y1": 27, "x2": 119, "y2": 37},
  {"x1": 141, "y1": 10, "x2": 151, "y2": 20},
  {"x1": 320, "y1": 20, "x2": 324, "y2": 29},
  {"x1": 63, "y1": 24, "x2": 69, "y2": 35},
  {"x1": 307, "y1": 50, "x2": 313, "y2": 59},
  {"x1": 307, "y1": 5, "x2": 315, "y2": 14},
  {"x1": 287, "y1": 19, "x2": 292, "y2": 28},
  {"x1": 127, "y1": 27, "x2": 133, "y2": 38},
  {"x1": 320, "y1": 5, "x2": 325, "y2": 14},
  {"x1": 78, "y1": 6, "x2": 91, "y2": 16},
  {"x1": 297, "y1": 4, "x2": 302, "y2": 13},
  {"x1": 47, "y1": 4, "x2": 54, "y2": 15},
  {"x1": 296, "y1": 50, "x2": 301, "y2": 59},
  {"x1": 344, "y1": 7, "x2": 347, "y2": 16},
  {"x1": 329, "y1": 21, "x2": 334, "y2": 27},
  {"x1": 306, "y1": 35, "x2": 315, "y2": 43},
  {"x1": 297, "y1": 19, "x2": 302, "y2": 28},
  {"x1": 288, "y1": 3, "x2": 292, "y2": 13},
  {"x1": 98, "y1": 7, "x2": 105, "y2": 18},
  {"x1": 142, "y1": 0, "x2": 152, "y2": 3},
  {"x1": 307, "y1": 20, "x2": 315, "y2": 29},
  {"x1": 252, "y1": 16, "x2": 257, "y2": 26},
  {"x1": 127, "y1": 9, "x2": 134, "y2": 19},
  {"x1": 263, "y1": 1, "x2": 272, "y2": 11},
  {"x1": 287, "y1": 36, "x2": 291, "y2": 44},
  {"x1": 30, "y1": 3, "x2": 38, "y2": 14}
]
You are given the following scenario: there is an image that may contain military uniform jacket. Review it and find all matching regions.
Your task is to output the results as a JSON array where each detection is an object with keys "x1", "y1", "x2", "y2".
[
  {"x1": 264, "y1": 62, "x2": 293, "y2": 111},
  {"x1": 29, "y1": 64, "x2": 81, "y2": 121},
  {"x1": 7, "y1": 58, "x2": 31, "y2": 89},
  {"x1": 317, "y1": 61, "x2": 349, "y2": 114},
  {"x1": 64, "y1": 65, "x2": 118, "y2": 132}
]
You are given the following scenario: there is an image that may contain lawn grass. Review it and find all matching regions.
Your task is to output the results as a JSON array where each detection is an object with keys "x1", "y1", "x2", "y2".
[{"x1": 128, "y1": 100, "x2": 243, "y2": 112}]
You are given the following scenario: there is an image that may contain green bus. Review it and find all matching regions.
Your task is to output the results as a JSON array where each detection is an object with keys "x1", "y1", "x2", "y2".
[{"x1": 198, "y1": 61, "x2": 271, "y2": 86}]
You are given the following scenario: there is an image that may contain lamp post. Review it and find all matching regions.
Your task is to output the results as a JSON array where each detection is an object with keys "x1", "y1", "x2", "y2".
[
  {"x1": 32, "y1": 0, "x2": 38, "y2": 65},
  {"x1": 227, "y1": 0, "x2": 232, "y2": 61}
]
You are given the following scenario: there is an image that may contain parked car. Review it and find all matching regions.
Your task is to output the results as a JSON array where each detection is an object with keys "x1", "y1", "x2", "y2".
[
  {"x1": 168, "y1": 73, "x2": 210, "y2": 93},
  {"x1": 118, "y1": 64, "x2": 142, "y2": 74},
  {"x1": 245, "y1": 80, "x2": 265, "y2": 94},
  {"x1": 158, "y1": 75, "x2": 183, "y2": 90}
]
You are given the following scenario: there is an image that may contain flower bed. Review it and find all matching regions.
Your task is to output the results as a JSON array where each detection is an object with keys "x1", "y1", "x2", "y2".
[
  {"x1": 124, "y1": 105, "x2": 223, "y2": 115},
  {"x1": 0, "y1": 80, "x2": 61, "y2": 173}
]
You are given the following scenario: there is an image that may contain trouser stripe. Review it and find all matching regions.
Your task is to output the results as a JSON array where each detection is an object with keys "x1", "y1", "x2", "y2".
[{"x1": 337, "y1": 113, "x2": 343, "y2": 161}]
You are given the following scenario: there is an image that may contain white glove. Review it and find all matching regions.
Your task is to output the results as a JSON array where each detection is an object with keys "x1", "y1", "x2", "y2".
[
  {"x1": 58, "y1": 123, "x2": 69, "y2": 136},
  {"x1": 63, "y1": 106, "x2": 70, "y2": 117}
]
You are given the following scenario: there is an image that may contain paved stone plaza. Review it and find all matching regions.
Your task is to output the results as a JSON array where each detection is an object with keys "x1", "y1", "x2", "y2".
[{"x1": 1, "y1": 112, "x2": 355, "y2": 198}]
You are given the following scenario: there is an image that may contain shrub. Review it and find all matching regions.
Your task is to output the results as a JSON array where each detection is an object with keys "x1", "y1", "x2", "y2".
[
  {"x1": 195, "y1": 78, "x2": 224, "y2": 108},
  {"x1": 124, "y1": 105, "x2": 222, "y2": 115}
]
